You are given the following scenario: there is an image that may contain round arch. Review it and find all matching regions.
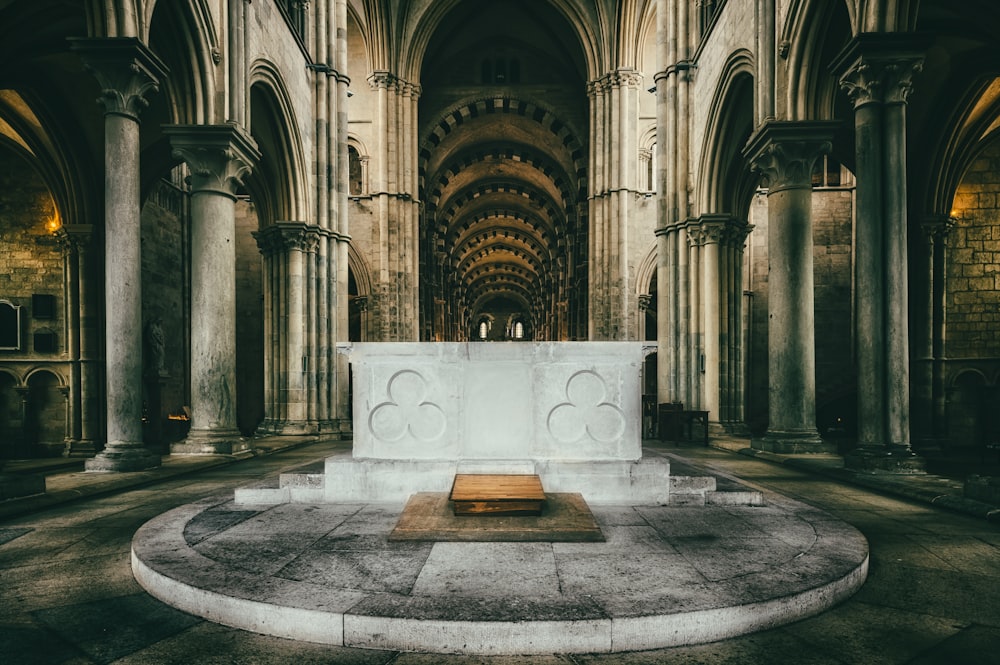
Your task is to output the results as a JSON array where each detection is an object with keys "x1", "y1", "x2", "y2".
[{"x1": 402, "y1": 0, "x2": 601, "y2": 84}]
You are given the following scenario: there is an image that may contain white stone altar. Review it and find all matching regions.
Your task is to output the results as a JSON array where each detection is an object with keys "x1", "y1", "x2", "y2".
[
  {"x1": 236, "y1": 342, "x2": 670, "y2": 505},
  {"x1": 321, "y1": 342, "x2": 669, "y2": 504}
]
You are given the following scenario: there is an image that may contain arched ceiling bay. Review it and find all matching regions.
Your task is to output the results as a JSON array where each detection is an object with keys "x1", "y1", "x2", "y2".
[{"x1": 418, "y1": 0, "x2": 587, "y2": 339}]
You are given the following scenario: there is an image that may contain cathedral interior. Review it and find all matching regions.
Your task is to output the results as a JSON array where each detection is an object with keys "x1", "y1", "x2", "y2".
[
  {"x1": 0, "y1": 2, "x2": 999, "y2": 470},
  {"x1": 1, "y1": 1, "x2": 1000, "y2": 661}
]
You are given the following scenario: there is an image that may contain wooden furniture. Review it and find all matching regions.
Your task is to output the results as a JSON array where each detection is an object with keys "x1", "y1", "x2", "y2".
[
  {"x1": 450, "y1": 474, "x2": 547, "y2": 516},
  {"x1": 658, "y1": 402, "x2": 710, "y2": 445},
  {"x1": 658, "y1": 402, "x2": 684, "y2": 444}
]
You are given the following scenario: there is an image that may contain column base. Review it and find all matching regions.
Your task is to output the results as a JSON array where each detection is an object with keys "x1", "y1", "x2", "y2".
[
  {"x1": 255, "y1": 420, "x2": 320, "y2": 437},
  {"x1": 844, "y1": 446, "x2": 926, "y2": 473},
  {"x1": 172, "y1": 430, "x2": 253, "y2": 458},
  {"x1": 85, "y1": 444, "x2": 162, "y2": 472},
  {"x1": 753, "y1": 429, "x2": 837, "y2": 454},
  {"x1": 721, "y1": 421, "x2": 752, "y2": 437},
  {"x1": 64, "y1": 439, "x2": 99, "y2": 458}
]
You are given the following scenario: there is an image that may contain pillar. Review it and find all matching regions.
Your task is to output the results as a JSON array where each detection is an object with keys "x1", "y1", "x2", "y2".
[
  {"x1": 71, "y1": 38, "x2": 166, "y2": 472},
  {"x1": 835, "y1": 34, "x2": 927, "y2": 471},
  {"x1": 744, "y1": 121, "x2": 839, "y2": 453},
  {"x1": 164, "y1": 124, "x2": 260, "y2": 456},
  {"x1": 254, "y1": 223, "x2": 325, "y2": 435}
]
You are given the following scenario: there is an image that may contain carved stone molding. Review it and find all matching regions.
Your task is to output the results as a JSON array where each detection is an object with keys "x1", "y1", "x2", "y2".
[
  {"x1": 164, "y1": 123, "x2": 260, "y2": 199},
  {"x1": 743, "y1": 121, "x2": 839, "y2": 193},
  {"x1": 69, "y1": 38, "x2": 168, "y2": 120},
  {"x1": 254, "y1": 222, "x2": 323, "y2": 256},
  {"x1": 832, "y1": 33, "x2": 929, "y2": 109}
]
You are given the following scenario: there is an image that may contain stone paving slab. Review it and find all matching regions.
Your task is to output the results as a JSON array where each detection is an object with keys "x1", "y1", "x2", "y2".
[{"x1": 132, "y1": 489, "x2": 869, "y2": 655}]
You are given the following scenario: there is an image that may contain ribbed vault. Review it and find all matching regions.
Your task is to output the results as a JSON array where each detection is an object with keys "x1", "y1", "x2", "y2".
[{"x1": 417, "y1": 1, "x2": 588, "y2": 341}]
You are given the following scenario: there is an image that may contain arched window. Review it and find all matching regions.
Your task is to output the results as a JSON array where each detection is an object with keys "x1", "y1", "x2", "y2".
[
  {"x1": 348, "y1": 145, "x2": 363, "y2": 195},
  {"x1": 514, "y1": 321, "x2": 524, "y2": 339},
  {"x1": 479, "y1": 320, "x2": 489, "y2": 340}
]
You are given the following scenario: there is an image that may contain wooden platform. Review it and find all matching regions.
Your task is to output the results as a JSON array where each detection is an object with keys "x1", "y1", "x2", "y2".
[
  {"x1": 389, "y1": 491, "x2": 604, "y2": 542},
  {"x1": 450, "y1": 474, "x2": 547, "y2": 516}
]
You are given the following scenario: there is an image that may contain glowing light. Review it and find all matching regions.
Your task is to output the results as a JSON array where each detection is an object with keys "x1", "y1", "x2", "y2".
[{"x1": 45, "y1": 211, "x2": 61, "y2": 233}]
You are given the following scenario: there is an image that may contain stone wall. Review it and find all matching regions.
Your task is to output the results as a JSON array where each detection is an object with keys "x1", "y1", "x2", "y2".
[
  {"x1": 0, "y1": 148, "x2": 64, "y2": 358},
  {"x1": 0, "y1": 147, "x2": 68, "y2": 457},
  {"x1": 234, "y1": 199, "x2": 264, "y2": 434},
  {"x1": 948, "y1": 146, "x2": 1000, "y2": 360},
  {"x1": 140, "y1": 181, "x2": 189, "y2": 446}
]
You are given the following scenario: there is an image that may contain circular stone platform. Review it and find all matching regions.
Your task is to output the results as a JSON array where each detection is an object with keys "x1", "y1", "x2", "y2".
[{"x1": 132, "y1": 493, "x2": 868, "y2": 655}]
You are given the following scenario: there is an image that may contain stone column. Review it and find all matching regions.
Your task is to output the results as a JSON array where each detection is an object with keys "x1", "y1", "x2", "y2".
[
  {"x1": 254, "y1": 222, "x2": 323, "y2": 435},
  {"x1": 835, "y1": 35, "x2": 926, "y2": 471},
  {"x1": 71, "y1": 38, "x2": 166, "y2": 472},
  {"x1": 744, "y1": 121, "x2": 839, "y2": 453},
  {"x1": 165, "y1": 124, "x2": 260, "y2": 456},
  {"x1": 912, "y1": 216, "x2": 953, "y2": 447}
]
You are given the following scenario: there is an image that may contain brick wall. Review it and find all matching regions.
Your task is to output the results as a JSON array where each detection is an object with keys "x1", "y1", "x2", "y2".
[
  {"x1": 0, "y1": 148, "x2": 64, "y2": 357},
  {"x1": 948, "y1": 145, "x2": 1000, "y2": 359}
]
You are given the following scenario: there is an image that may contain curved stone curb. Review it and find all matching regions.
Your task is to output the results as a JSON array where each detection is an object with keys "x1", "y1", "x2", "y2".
[{"x1": 132, "y1": 497, "x2": 869, "y2": 655}]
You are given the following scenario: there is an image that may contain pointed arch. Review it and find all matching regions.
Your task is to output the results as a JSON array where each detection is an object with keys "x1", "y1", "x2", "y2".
[
  {"x1": 696, "y1": 50, "x2": 757, "y2": 219},
  {"x1": 783, "y1": 0, "x2": 854, "y2": 121},
  {"x1": 247, "y1": 59, "x2": 309, "y2": 226}
]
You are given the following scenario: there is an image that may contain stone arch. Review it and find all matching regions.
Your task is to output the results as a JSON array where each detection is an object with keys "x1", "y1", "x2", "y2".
[
  {"x1": 148, "y1": 0, "x2": 218, "y2": 124},
  {"x1": 347, "y1": 134, "x2": 370, "y2": 197},
  {"x1": 696, "y1": 50, "x2": 757, "y2": 218},
  {"x1": 418, "y1": 96, "x2": 587, "y2": 199},
  {"x1": 348, "y1": 243, "x2": 373, "y2": 299},
  {"x1": 247, "y1": 61, "x2": 309, "y2": 227},
  {"x1": 402, "y1": 0, "x2": 600, "y2": 84},
  {"x1": 24, "y1": 369, "x2": 66, "y2": 456},
  {"x1": 0, "y1": 370, "x2": 23, "y2": 458},
  {"x1": 635, "y1": 244, "x2": 657, "y2": 300},
  {"x1": 946, "y1": 368, "x2": 991, "y2": 447},
  {"x1": 783, "y1": 0, "x2": 855, "y2": 121}
]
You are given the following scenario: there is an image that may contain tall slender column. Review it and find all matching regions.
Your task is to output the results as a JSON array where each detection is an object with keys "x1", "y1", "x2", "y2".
[
  {"x1": 745, "y1": 121, "x2": 839, "y2": 453},
  {"x1": 71, "y1": 38, "x2": 166, "y2": 472},
  {"x1": 700, "y1": 219, "x2": 722, "y2": 424},
  {"x1": 835, "y1": 35, "x2": 926, "y2": 470},
  {"x1": 165, "y1": 124, "x2": 260, "y2": 456}
]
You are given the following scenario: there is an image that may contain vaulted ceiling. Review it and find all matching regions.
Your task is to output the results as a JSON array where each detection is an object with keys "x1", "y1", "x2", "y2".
[{"x1": 418, "y1": 0, "x2": 587, "y2": 340}]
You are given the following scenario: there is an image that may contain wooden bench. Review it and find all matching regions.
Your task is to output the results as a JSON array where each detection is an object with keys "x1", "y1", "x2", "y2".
[{"x1": 450, "y1": 474, "x2": 547, "y2": 516}]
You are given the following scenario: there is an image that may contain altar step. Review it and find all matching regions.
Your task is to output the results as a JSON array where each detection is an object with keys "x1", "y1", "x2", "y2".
[
  {"x1": 449, "y1": 474, "x2": 547, "y2": 516},
  {"x1": 235, "y1": 459, "x2": 763, "y2": 507},
  {"x1": 669, "y1": 475, "x2": 764, "y2": 506}
]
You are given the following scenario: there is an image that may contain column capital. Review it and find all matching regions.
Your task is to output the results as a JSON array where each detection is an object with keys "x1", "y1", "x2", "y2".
[
  {"x1": 695, "y1": 214, "x2": 731, "y2": 245},
  {"x1": 55, "y1": 224, "x2": 95, "y2": 256},
  {"x1": 253, "y1": 221, "x2": 323, "y2": 256},
  {"x1": 832, "y1": 33, "x2": 929, "y2": 108},
  {"x1": 69, "y1": 37, "x2": 168, "y2": 120},
  {"x1": 743, "y1": 121, "x2": 839, "y2": 193},
  {"x1": 921, "y1": 214, "x2": 956, "y2": 242},
  {"x1": 367, "y1": 70, "x2": 421, "y2": 97},
  {"x1": 164, "y1": 123, "x2": 261, "y2": 199}
]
